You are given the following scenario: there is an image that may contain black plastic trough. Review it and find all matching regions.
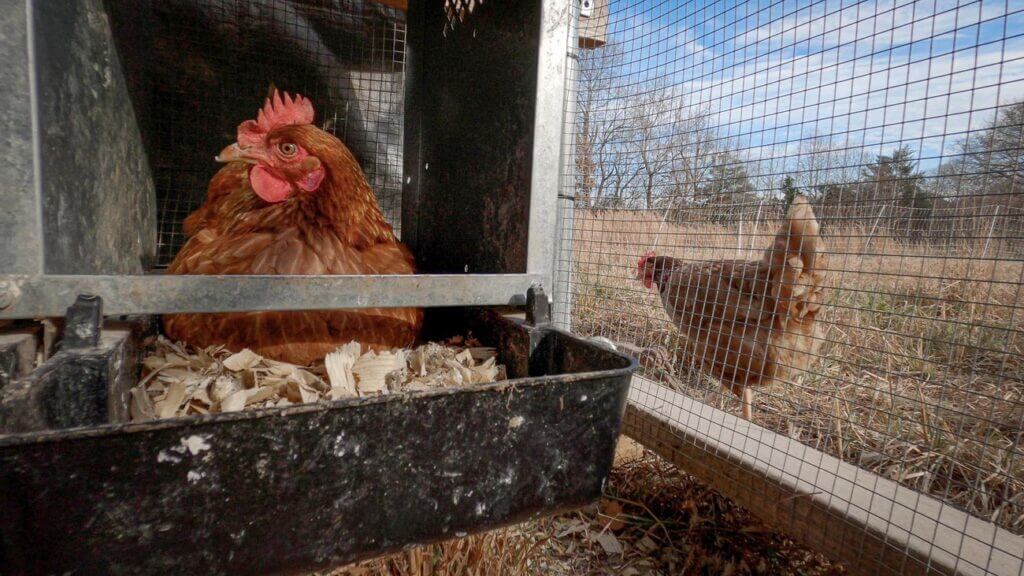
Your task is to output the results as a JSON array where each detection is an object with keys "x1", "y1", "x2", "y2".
[{"x1": 0, "y1": 309, "x2": 636, "y2": 575}]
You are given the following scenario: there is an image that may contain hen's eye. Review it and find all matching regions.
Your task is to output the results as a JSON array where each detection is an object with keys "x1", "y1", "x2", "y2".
[{"x1": 278, "y1": 142, "x2": 298, "y2": 157}]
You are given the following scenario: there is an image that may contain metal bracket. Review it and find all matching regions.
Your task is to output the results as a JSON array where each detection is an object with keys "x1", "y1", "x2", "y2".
[
  {"x1": 580, "y1": 0, "x2": 594, "y2": 18},
  {"x1": 525, "y1": 284, "x2": 551, "y2": 327},
  {"x1": 62, "y1": 295, "x2": 103, "y2": 350}
]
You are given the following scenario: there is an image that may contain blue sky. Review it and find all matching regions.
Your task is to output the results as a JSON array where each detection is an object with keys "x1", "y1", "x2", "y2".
[{"x1": 596, "y1": 0, "x2": 1024, "y2": 175}]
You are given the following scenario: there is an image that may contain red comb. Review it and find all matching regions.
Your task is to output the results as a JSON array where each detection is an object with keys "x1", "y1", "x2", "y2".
[
  {"x1": 238, "y1": 90, "x2": 315, "y2": 145},
  {"x1": 637, "y1": 250, "x2": 657, "y2": 287}
]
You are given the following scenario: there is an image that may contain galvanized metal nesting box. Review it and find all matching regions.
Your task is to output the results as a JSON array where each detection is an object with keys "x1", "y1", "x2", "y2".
[{"x1": 0, "y1": 1, "x2": 634, "y2": 574}]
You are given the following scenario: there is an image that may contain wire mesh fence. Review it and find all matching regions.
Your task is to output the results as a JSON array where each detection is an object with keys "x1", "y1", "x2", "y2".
[
  {"x1": 557, "y1": 0, "x2": 1024, "y2": 570},
  {"x1": 105, "y1": 0, "x2": 407, "y2": 267}
]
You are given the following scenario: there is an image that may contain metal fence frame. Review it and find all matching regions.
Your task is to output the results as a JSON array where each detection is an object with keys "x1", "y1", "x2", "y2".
[{"x1": 556, "y1": 1, "x2": 1024, "y2": 574}]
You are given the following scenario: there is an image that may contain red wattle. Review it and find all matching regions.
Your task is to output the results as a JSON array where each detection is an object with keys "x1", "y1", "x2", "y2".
[{"x1": 250, "y1": 165, "x2": 292, "y2": 203}]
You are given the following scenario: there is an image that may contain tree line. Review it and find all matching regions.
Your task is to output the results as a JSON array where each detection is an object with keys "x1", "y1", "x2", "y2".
[{"x1": 574, "y1": 46, "x2": 1024, "y2": 244}]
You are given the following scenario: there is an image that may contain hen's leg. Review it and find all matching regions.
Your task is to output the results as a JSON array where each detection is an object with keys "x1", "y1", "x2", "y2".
[{"x1": 742, "y1": 387, "x2": 754, "y2": 420}]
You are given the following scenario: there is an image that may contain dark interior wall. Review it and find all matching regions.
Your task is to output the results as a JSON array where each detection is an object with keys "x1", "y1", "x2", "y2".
[
  {"x1": 404, "y1": 1, "x2": 540, "y2": 274},
  {"x1": 33, "y1": 0, "x2": 158, "y2": 274}
]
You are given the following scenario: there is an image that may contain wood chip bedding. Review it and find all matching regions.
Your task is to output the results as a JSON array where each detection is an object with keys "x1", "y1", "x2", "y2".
[{"x1": 130, "y1": 335, "x2": 506, "y2": 422}]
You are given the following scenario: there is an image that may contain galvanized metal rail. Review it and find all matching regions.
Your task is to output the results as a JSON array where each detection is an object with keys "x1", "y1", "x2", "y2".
[
  {"x1": 624, "y1": 376, "x2": 1024, "y2": 576},
  {"x1": 0, "y1": 274, "x2": 544, "y2": 318}
]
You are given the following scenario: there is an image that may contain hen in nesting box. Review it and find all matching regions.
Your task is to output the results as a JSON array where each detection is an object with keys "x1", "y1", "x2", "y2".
[{"x1": 163, "y1": 90, "x2": 423, "y2": 365}]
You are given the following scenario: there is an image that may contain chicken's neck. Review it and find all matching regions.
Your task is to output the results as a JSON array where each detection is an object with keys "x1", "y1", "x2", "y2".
[
  {"x1": 311, "y1": 170, "x2": 396, "y2": 247},
  {"x1": 253, "y1": 169, "x2": 396, "y2": 248}
]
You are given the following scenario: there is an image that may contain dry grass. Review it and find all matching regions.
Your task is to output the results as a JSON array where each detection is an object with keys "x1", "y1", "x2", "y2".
[
  {"x1": 568, "y1": 208, "x2": 1024, "y2": 534},
  {"x1": 332, "y1": 444, "x2": 843, "y2": 576}
]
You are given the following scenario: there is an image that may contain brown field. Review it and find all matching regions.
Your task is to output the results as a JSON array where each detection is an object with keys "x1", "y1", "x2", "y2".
[{"x1": 567, "y1": 208, "x2": 1024, "y2": 534}]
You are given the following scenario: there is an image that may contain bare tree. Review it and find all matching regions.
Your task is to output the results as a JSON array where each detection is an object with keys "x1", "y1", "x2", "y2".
[
  {"x1": 795, "y1": 135, "x2": 864, "y2": 196},
  {"x1": 575, "y1": 45, "x2": 632, "y2": 208},
  {"x1": 627, "y1": 86, "x2": 676, "y2": 209},
  {"x1": 575, "y1": 54, "x2": 743, "y2": 214},
  {"x1": 665, "y1": 104, "x2": 718, "y2": 212},
  {"x1": 957, "y1": 100, "x2": 1024, "y2": 210}
]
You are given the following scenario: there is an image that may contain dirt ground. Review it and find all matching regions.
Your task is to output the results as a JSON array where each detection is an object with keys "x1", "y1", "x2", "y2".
[{"x1": 333, "y1": 438, "x2": 845, "y2": 575}]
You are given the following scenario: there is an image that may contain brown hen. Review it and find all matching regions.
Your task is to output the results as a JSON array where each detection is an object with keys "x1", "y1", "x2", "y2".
[
  {"x1": 636, "y1": 197, "x2": 827, "y2": 420},
  {"x1": 163, "y1": 91, "x2": 422, "y2": 365}
]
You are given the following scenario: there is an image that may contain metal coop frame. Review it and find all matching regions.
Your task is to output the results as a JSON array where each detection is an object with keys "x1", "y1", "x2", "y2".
[{"x1": 0, "y1": 0, "x2": 574, "y2": 319}]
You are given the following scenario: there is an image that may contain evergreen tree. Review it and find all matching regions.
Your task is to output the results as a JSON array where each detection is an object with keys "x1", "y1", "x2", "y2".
[
  {"x1": 861, "y1": 146, "x2": 932, "y2": 240},
  {"x1": 781, "y1": 175, "x2": 799, "y2": 206}
]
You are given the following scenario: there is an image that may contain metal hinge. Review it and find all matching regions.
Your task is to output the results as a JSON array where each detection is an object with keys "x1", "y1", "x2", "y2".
[{"x1": 525, "y1": 284, "x2": 551, "y2": 327}]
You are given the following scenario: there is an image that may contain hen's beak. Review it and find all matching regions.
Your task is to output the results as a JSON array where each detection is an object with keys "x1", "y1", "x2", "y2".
[{"x1": 215, "y1": 143, "x2": 263, "y2": 164}]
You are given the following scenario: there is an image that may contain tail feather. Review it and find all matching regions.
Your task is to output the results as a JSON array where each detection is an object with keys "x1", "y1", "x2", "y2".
[
  {"x1": 765, "y1": 196, "x2": 820, "y2": 273},
  {"x1": 764, "y1": 196, "x2": 825, "y2": 314}
]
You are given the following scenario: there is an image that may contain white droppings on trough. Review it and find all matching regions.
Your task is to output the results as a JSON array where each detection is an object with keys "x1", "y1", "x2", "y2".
[{"x1": 181, "y1": 435, "x2": 212, "y2": 455}]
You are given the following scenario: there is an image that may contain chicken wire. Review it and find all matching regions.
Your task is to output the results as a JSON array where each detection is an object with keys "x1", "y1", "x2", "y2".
[
  {"x1": 557, "y1": 0, "x2": 1024, "y2": 572},
  {"x1": 106, "y1": 0, "x2": 407, "y2": 268}
]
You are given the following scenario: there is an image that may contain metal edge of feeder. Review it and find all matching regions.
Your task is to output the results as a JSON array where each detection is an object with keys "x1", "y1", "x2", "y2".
[
  {"x1": 0, "y1": 321, "x2": 638, "y2": 576},
  {"x1": 0, "y1": 273, "x2": 545, "y2": 318}
]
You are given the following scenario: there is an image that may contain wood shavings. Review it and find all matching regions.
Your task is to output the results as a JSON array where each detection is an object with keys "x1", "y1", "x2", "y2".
[
  {"x1": 221, "y1": 348, "x2": 262, "y2": 371},
  {"x1": 130, "y1": 386, "x2": 155, "y2": 421},
  {"x1": 210, "y1": 376, "x2": 241, "y2": 404},
  {"x1": 155, "y1": 380, "x2": 189, "y2": 419},
  {"x1": 325, "y1": 342, "x2": 360, "y2": 399},
  {"x1": 351, "y1": 350, "x2": 406, "y2": 396},
  {"x1": 220, "y1": 389, "x2": 249, "y2": 413},
  {"x1": 130, "y1": 334, "x2": 507, "y2": 422}
]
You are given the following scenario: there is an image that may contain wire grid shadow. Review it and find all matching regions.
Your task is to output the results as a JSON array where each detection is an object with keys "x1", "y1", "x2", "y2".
[
  {"x1": 105, "y1": 0, "x2": 407, "y2": 268},
  {"x1": 557, "y1": 0, "x2": 1024, "y2": 573}
]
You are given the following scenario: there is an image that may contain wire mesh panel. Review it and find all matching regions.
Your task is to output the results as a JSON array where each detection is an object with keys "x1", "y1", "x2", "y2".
[
  {"x1": 106, "y1": 0, "x2": 407, "y2": 267},
  {"x1": 558, "y1": 0, "x2": 1024, "y2": 572}
]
